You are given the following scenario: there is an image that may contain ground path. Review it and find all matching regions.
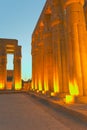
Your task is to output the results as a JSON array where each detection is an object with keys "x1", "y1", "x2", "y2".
[{"x1": 0, "y1": 94, "x2": 86, "y2": 130}]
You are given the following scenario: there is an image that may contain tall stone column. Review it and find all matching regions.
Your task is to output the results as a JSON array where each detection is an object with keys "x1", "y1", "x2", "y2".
[
  {"x1": 59, "y1": 1, "x2": 69, "y2": 96},
  {"x1": 43, "y1": 8, "x2": 54, "y2": 94},
  {"x1": 44, "y1": 31, "x2": 54, "y2": 93},
  {"x1": 51, "y1": 0, "x2": 69, "y2": 97},
  {"x1": 34, "y1": 53, "x2": 38, "y2": 90},
  {"x1": 52, "y1": 26, "x2": 60, "y2": 93},
  {"x1": 37, "y1": 43, "x2": 44, "y2": 92},
  {"x1": 0, "y1": 44, "x2": 7, "y2": 90},
  {"x1": 35, "y1": 24, "x2": 44, "y2": 92},
  {"x1": 51, "y1": 1, "x2": 62, "y2": 94},
  {"x1": 31, "y1": 50, "x2": 35, "y2": 90},
  {"x1": 14, "y1": 46, "x2": 22, "y2": 90},
  {"x1": 32, "y1": 33, "x2": 39, "y2": 91},
  {"x1": 31, "y1": 37, "x2": 35, "y2": 90},
  {"x1": 64, "y1": 0, "x2": 87, "y2": 97}
]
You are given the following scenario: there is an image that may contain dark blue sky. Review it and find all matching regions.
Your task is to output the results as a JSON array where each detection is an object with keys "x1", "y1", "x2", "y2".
[{"x1": 0, "y1": 0, "x2": 46, "y2": 80}]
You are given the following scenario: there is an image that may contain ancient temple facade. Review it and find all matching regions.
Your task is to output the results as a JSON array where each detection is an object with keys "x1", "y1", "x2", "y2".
[
  {"x1": 31, "y1": 0, "x2": 87, "y2": 103},
  {"x1": 0, "y1": 39, "x2": 22, "y2": 90}
]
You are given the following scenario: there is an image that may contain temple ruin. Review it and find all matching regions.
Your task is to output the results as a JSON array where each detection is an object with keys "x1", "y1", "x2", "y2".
[
  {"x1": 31, "y1": 0, "x2": 87, "y2": 103},
  {"x1": 0, "y1": 38, "x2": 22, "y2": 90}
]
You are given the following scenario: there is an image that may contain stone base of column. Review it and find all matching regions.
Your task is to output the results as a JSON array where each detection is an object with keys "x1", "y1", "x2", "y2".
[
  {"x1": 58, "y1": 92, "x2": 69, "y2": 98},
  {"x1": 45, "y1": 91, "x2": 51, "y2": 96},
  {"x1": 75, "y1": 96, "x2": 87, "y2": 104},
  {"x1": 50, "y1": 92, "x2": 58, "y2": 97},
  {"x1": 37, "y1": 90, "x2": 43, "y2": 94},
  {"x1": 41, "y1": 90, "x2": 46, "y2": 95},
  {"x1": 45, "y1": 91, "x2": 58, "y2": 97}
]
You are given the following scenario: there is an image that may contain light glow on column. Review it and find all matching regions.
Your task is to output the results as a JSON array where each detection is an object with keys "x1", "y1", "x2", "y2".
[
  {"x1": 69, "y1": 80, "x2": 79, "y2": 96},
  {"x1": 38, "y1": 79, "x2": 42, "y2": 91},
  {"x1": 65, "y1": 95, "x2": 74, "y2": 104},
  {"x1": 53, "y1": 76, "x2": 59, "y2": 93},
  {"x1": 65, "y1": 79, "x2": 79, "y2": 104},
  {"x1": 15, "y1": 82, "x2": 22, "y2": 90},
  {"x1": 0, "y1": 82, "x2": 4, "y2": 90},
  {"x1": 44, "y1": 79, "x2": 48, "y2": 91}
]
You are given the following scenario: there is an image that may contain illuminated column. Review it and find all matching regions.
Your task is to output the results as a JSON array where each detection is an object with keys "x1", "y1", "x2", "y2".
[
  {"x1": 31, "y1": 37, "x2": 35, "y2": 90},
  {"x1": 31, "y1": 49, "x2": 35, "y2": 90},
  {"x1": 32, "y1": 33, "x2": 39, "y2": 91},
  {"x1": 43, "y1": 8, "x2": 54, "y2": 94},
  {"x1": 14, "y1": 46, "x2": 22, "y2": 90},
  {"x1": 0, "y1": 44, "x2": 7, "y2": 90},
  {"x1": 36, "y1": 22, "x2": 45, "y2": 92},
  {"x1": 38, "y1": 52, "x2": 44, "y2": 92},
  {"x1": 60, "y1": 24, "x2": 69, "y2": 96},
  {"x1": 32, "y1": 30, "x2": 43, "y2": 92},
  {"x1": 51, "y1": 1, "x2": 69, "y2": 96},
  {"x1": 59, "y1": 2, "x2": 69, "y2": 96},
  {"x1": 43, "y1": 31, "x2": 54, "y2": 93},
  {"x1": 51, "y1": 2, "x2": 62, "y2": 94},
  {"x1": 31, "y1": 59, "x2": 35, "y2": 90},
  {"x1": 64, "y1": 0, "x2": 87, "y2": 96},
  {"x1": 52, "y1": 26, "x2": 60, "y2": 93},
  {"x1": 34, "y1": 49, "x2": 38, "y2": 91},
  {"x1": 0, "y1": 56, "x2": 7, "y2": 90},
  {"x1": 51, "y1": 20, "x2": 63, "y2": 94}
]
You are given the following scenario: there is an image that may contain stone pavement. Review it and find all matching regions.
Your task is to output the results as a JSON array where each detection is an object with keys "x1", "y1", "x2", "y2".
[
  {"x1": 28, "y1": 92, "x2": 87, "y2": 123},
  {"x1": 0, "y1": 93, "x2": 70, "y2": 130}
]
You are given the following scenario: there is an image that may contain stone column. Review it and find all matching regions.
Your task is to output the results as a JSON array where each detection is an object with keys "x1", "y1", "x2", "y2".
[
  {"x1": 31, "y1": 48, "x2": 35, "y2": 90},
  {"x1": 0, "y1": 44, "x2": 7, "y2": 90},
  {"x1": 51, "y1": 1, "x2": 69, "y2": 97},
  {"x1": 52, "y1": 25, "x2": 60, "y2": 93},
  {"x1": 32, "y1": 53, "x2": 37, "y2": 91},
  {"x1": 37, "y1": 43, "x2": 44, "y2": 92},
  {"x1": 14, "y1": 46, "x2": 22, "y2": 90},
  {"x1": 31, "y1": 37, "x2": 35, "y2": 90},
  {"x1": 64, "y1": 0, "x2": 87, "y2": 97},
  {"x1": 51, "y1": 2, "x2": 62, "y2": 94},
  {"x1": 43, "y1": 9, "x2": 54, "y2": 94},
  {"x1": 32, "y1": 33, "x2": 39, "y2": 91},
  {"x1": 43, "y1": 31, "x2": 54, "y2": 93}
]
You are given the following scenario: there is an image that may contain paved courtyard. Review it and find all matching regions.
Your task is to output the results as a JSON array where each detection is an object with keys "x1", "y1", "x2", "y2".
[
  {"x1": 0, "y1": 94, "x2": 69, "y2": 130},
  {"x1": 0, "y1": 93, "x2": 87, "y2": 130}
]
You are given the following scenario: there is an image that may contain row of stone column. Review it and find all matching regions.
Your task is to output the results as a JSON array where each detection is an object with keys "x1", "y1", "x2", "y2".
[{"x1": 31, "y1": 0, "x2": 87, "y2": 101}]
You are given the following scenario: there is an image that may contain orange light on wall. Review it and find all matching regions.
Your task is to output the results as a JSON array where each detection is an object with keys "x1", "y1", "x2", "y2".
[
  {"x1": 0, "y1": 82, "x2": 4, "y2": 90},
  {"x1": 15, "y1": 82, "x2": 22, "y2": 90},
  {"x1": 6, "y1": 82, "x2": 12, "y2": 90},
  {"x1": 65, "y1": 95, "x2": 74, "y2": 104},
  {"x1": 44, "y1": 81, "x2": 48, "y2": 91},
  {"x1": 35, "y1": 79, "x2": 38, "y2": 90},
  {"x1": 38, "y1": 79, "x2": 42, "y2": 91},
  {"x1": 37, "y1": 90, "x2": 39, "y2": 93},
  {"x1": 65, "y1": 80, "x2": 79, "y2": 104},
  {"x1": 69, "y1": 80, "x2": 79, "y2": 96},
  {"x1": 31, "y1": 82, "x2": 34, "y2": 89},
  {"x1": 42, "y1": 90, "x2": 46, "y2": 94},
  {"x1": 53, "y1": 78, "x2": 59, "y2": 93},
  {"x1": 51, "y1": 92, "x2": 56, "y2": 96}
]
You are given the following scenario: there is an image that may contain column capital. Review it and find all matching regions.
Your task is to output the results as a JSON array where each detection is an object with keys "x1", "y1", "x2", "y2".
[{"x1": 64, "y1": 0, "x2": 84, "y2": 9}]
